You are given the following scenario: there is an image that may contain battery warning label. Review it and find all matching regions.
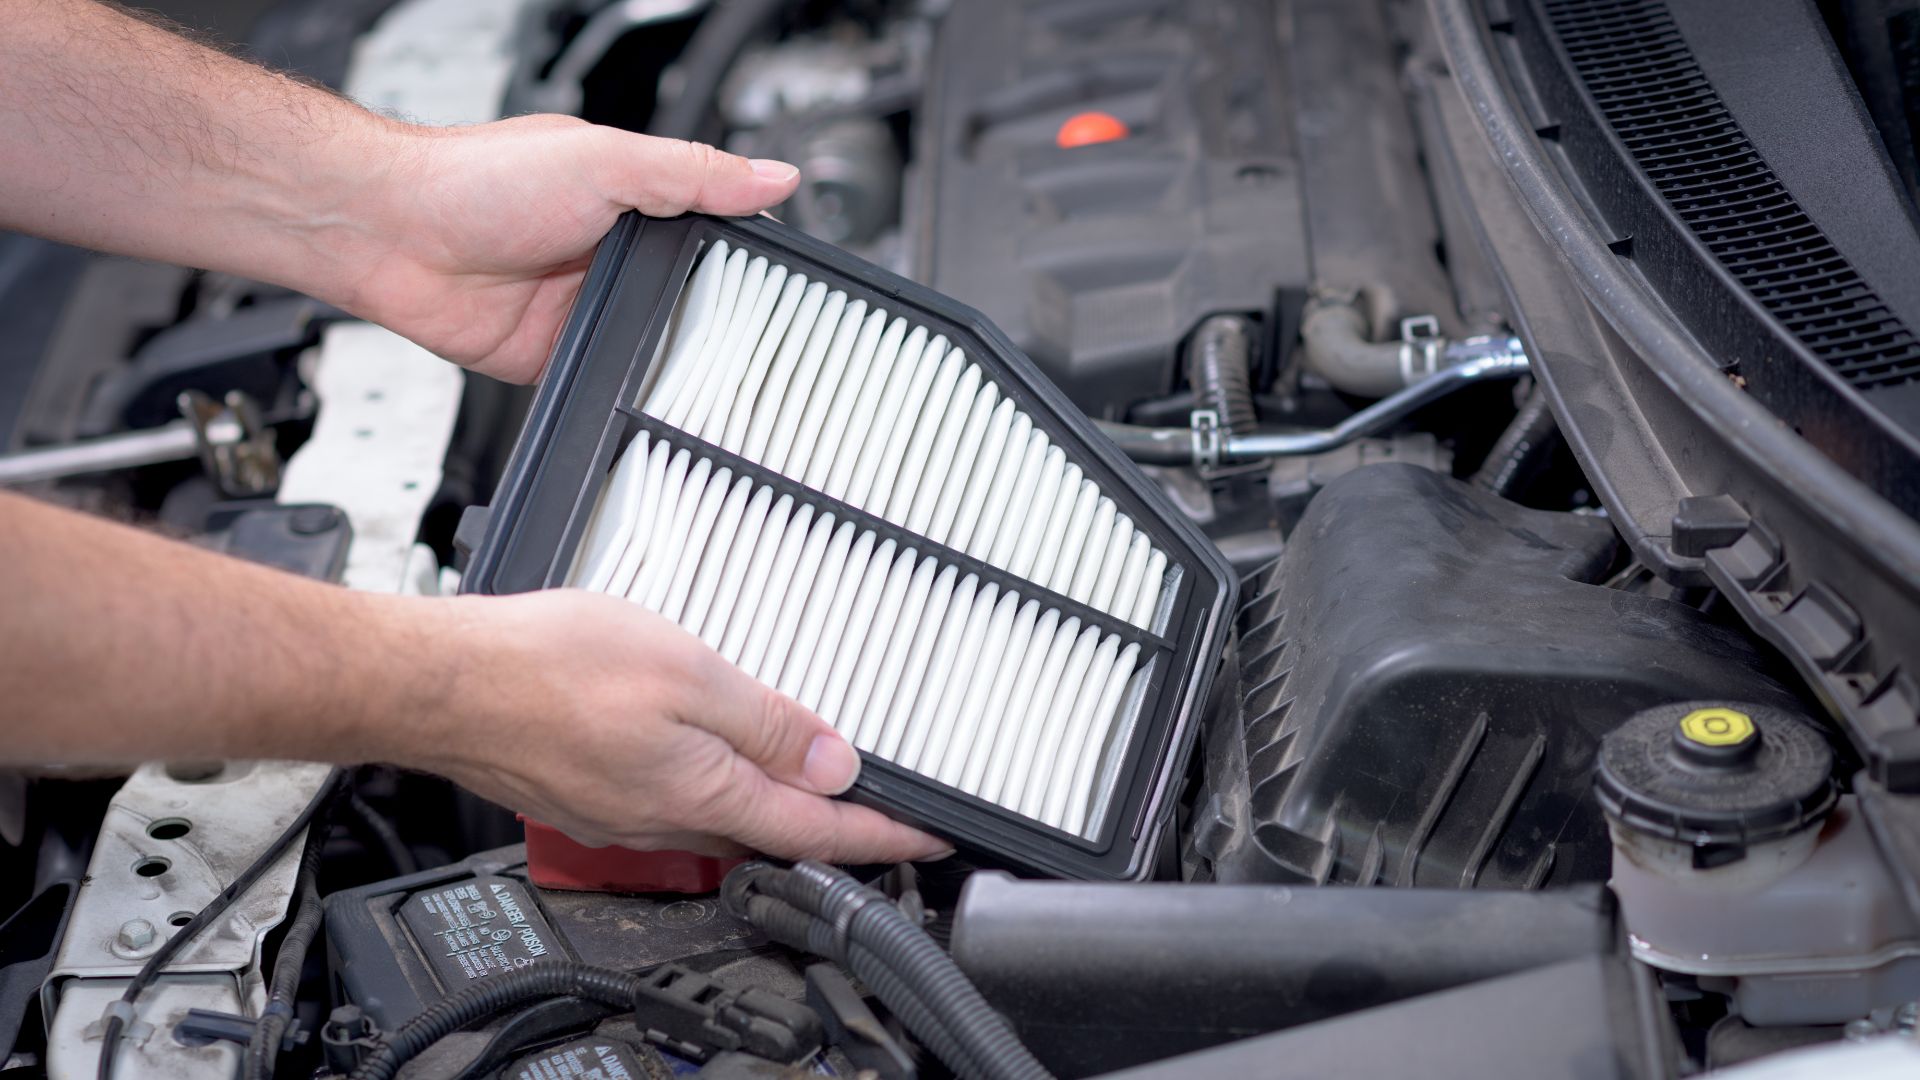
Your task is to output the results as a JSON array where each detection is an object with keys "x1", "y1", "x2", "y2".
[
  {"x1": 509, "y1": 1039, "x2": 653, "y2": 1080},
  {"x1": 399, "y1": 876, "x2": 561, "y2": 985}
]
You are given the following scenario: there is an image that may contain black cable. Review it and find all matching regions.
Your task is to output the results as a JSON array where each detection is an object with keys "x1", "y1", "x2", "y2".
[
  {"x1": 1471, "y1": 379, "x2": 1557, "y2": 497},
  {"x1": 347, "y1": 964, "x2": 648, "y2": 1080},
  {"x1": 726, "y1": 862, "x2": 1052, "y2": 1080},
  {"x1": 96, "y1": 767, "x2": 346, "y2": 1080},
  {"x1": 347, "y1": 791, "x2": 419, "y2": 876},
  {"x1": 243, "y1": 804, "x2": 333, "y2": 1080},
  {"x1": 742, "y1": 892, "x2": 980, "y2": 1078},
  {"x1": 784, "y1": 862, "x2": 1047, "y2": 1080},
  {"x1": 648, "y1": 0, "x2": 789, "y2": 142},
  {"x1": 448, "y1": 998, "x2": 621, "y2": 1080}
]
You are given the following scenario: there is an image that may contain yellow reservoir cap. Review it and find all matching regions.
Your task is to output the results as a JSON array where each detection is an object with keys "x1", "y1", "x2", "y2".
[{"x1": 1679, "y1": 707, "x2": 1756, "y2": 748}]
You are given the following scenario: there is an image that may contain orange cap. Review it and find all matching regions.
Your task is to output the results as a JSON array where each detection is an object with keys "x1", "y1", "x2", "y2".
[{"x1": 1056, "y1": 111, "x2": 1130, "y2": 149}]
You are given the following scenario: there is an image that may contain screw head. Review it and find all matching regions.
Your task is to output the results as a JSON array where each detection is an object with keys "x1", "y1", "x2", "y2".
[
  {"x1": 117, "y1": 918, "x2": 156, "y2": 951},
  {"x1": 289, "y1": 506, "x2": 339, "y2": 535}
]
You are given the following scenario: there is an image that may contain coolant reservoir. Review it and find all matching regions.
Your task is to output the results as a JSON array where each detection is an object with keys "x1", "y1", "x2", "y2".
[{"x1": 1597, "y1": 702, "x2": 1920, "y2": 1024}]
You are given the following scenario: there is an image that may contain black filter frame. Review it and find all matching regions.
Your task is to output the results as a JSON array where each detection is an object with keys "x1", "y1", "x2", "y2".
[{"x1": 460, "y1": 213, "x2": 1236, "y2": 880}]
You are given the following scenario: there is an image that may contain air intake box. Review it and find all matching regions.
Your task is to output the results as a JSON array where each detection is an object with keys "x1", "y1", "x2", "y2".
[{"x1": 460, "y1": 213, "x2": 1234, "y2": 880}]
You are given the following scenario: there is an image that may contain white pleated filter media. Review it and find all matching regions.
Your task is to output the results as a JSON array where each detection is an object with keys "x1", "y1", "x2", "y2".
[{"x1": 568, "y1": 240, "x2": 1171, "y2": 839}]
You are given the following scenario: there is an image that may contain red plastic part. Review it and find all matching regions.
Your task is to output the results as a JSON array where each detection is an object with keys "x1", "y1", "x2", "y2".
[
  {"x1": 521, "y1": 818, "x2": 744, "y2": 894},
  {"x1": 1056, "y1": 110, "x2": 1130, "y2": 148}
]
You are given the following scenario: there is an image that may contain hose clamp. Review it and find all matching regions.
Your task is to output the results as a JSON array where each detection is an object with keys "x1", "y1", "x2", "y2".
[
  {"x1": 1190, "y1": 409, "x2": 1223, "y2": 470},
  {"x1": 1398, "y1": 315, "x2": 1443, "y2": 386}
]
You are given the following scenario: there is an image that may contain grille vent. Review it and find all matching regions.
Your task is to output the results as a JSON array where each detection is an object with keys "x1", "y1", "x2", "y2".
[{"x1": 1544, "y1": 0, "x2": 1920, "y2": 391}]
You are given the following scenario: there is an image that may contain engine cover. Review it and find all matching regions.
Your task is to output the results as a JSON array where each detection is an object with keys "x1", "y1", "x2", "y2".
[
  {"x1": 1188, "y1": 464, "x2": 1805, "y2": 888},
  {"x1": 907, "y1": 0, "x2": 1307, "y2": 417}
]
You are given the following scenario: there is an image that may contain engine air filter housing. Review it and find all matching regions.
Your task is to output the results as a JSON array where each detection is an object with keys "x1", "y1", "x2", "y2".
[{"x1": 460, "y1": 213, "x2": 1235, "y2": 880}]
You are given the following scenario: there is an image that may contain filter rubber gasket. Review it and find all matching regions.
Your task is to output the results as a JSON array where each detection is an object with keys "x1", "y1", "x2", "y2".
[{"x1": 463, "y1": 213, "x2": 1235, "y2": 880}]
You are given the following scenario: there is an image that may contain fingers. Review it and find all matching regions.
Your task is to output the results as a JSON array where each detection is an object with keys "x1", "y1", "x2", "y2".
[
  {"x1": 680, "y1": 649, "x2": 860, "y2": 796},
  {"x1": 600, "y1": 131, "x2": 800, "y2": 217},
  {"x1": 708, "y1": 756, "x2": 953, "y2": 864}
]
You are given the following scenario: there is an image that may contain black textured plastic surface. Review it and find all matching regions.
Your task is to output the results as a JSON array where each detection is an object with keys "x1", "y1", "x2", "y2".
[
  {"x1": 461, "y1": 213, "x2": 1236, "y2": 881},
  {"x1": 1517, "y1": 0, "x2": 1920, "y2": 517},
  {"x1": 950, "y1": 873, "x2": 1616, "y2": 1075},
  {"x1": 1424, "y1": 0, "x2": 1920, "y2": 909},
  {"x1": 1102, "y1": 954, "x2": 1669, "y2": 1080},
  {"x1": 907, "y1": 0, "x2": 1309, "y2": 417},
  {"x1": 1594, "y1": 700, "x2": 1836, "y2": 849},
  {"x1": 1547, "y1": 0, "x2": 1920, "y2": 391},
  {"x1": 1187, "y1": 464, "x2": 1801, "y2": 888}
]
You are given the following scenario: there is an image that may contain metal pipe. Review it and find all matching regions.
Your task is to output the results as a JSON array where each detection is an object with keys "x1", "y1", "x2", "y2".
[
  {"x1": 1099, "y1": 339, "x2": 1527, "y2": 466},
  {"x1": 0, "y1": 417, "x2": 240, "y2": 486}
]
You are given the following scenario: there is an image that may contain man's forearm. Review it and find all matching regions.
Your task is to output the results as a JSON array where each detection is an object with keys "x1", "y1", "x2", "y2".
[
  {"x1": 0, "y1": 0, "x2": 399, "y2": 308},
  {"x1": 0, "y1": 491, "x2": 442, "y2": 766}
]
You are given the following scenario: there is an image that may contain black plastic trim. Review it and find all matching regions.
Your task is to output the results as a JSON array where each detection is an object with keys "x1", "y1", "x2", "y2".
[
  {"x1": 1514, "y1": 0, "x2": 1920, "y2": 517},
  {"x1": 1428, "y1": 0, "x2": 1920, "y2": 791}
]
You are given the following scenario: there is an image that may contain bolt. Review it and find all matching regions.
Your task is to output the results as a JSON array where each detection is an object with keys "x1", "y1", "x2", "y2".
[
  {"x1": 117, "y1": 918, "x2": 156, "y2": 951},
  {"x1": 1844, "y1": 1017, "x2": 1879, "y2": 1042},
  {"x1": 289, "y1": 506, "x2": 339, "y2": 535},
  {"x1": 1897, "y1": 1001, "x2": 1919, "y2": 1034}
]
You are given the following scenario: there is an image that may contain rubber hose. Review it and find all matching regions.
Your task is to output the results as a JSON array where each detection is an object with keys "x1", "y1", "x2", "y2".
[
  {"x1": 780, "y1": 862, "x2": 1051, "y2": 1080},
  {"x1": 649, "y1": 0, "x2": 789, "y2": 142},
  {"x1": 244, "y1": 821, "x2": 329, "y2": 1080},
  {"x1": 348, "y1": 964, "x2": 643, "y2": 1080},
  {"x1": 1471, "y1": 380, "x2": 1557, "y2": 496},
  {"x1": 1300, "y1": 297, "x2": 1408, "y2": 398},
  {"x1": 1187, "y1": 315, "x2": 1256, "y2": 436},
  {"x1": 1092, "y1": 420, "x2": 1193, "y2": 466},
  {"x1": 741, "y1": 893, "x2": 980, "y2": 1079}
]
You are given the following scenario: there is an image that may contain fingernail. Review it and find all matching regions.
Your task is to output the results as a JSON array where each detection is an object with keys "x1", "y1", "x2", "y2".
[
  {"x1": 750, "y1": 158, "x2": 800, "y2": 182},
  {"x1": 804, "y1": 734, "x2": 860, "y2": 795},
  {"x1": 924, "y1": 847, "x2": 957, "y2": 862}
]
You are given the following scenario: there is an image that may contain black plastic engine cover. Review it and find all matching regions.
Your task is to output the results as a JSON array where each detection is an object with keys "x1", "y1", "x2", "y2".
[
  {"x1": 1188, "y1": 464, "x2": 1805, "y2": 888},
  {"x1": 908, "y1": 0, "x2": 1308, "y2": 417}
]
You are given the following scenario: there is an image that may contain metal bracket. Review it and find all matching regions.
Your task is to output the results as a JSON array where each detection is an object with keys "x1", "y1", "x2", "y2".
[
  {"x1": 43, "y1": 762, "x2": 334, "y2": 1080},
  {"x1": 1189, "y1": 409, "x2": 1223, "y2": 470},
  {"x1": 1397, "y1": 315, "x2": 1444, "y2": 385},
  {"x1": 177, "y1": 390, "x2": 281, "y2": 497}
]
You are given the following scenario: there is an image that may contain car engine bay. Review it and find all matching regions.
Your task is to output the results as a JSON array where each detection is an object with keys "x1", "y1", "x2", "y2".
[{"x1": 5, "y1": 0, "x2": 1920, "y2": 1077}]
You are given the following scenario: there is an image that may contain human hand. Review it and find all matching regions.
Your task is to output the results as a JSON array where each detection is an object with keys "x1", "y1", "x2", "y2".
[
  {"x1": 334, "y1": 115, "x2": 800, "y2": 384},
  {"x1": 397, "y1": 589, "x2": 950, "y2": 862}
]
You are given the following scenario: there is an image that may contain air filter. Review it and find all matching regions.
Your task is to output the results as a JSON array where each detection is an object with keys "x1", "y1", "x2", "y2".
[{"x1": 461, "y1": 213, "x2": 1233, "y2": 879}]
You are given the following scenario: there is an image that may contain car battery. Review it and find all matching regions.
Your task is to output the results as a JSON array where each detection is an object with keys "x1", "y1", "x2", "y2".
[{"x1": 323, "y1": 846, "x2": 775, "y2": 1035}]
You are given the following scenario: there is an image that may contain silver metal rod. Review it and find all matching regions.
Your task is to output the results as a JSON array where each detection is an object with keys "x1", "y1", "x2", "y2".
[
  {"x1": 1096, "y1": 339, "x2": 1529, "y2": 466},
  {"x1": 0, "y1": 417, "x2": 239, "y2": 486},
  {"x1": 1225, "y1": 345, "x2": 1527, "y2": 460}
]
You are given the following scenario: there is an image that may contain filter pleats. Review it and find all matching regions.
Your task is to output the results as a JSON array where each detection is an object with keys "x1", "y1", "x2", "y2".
[{"x1": 569, "y1": 240, "x2": 1172, "y2": 838}]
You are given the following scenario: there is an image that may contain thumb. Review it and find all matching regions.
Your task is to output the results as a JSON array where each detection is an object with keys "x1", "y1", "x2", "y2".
[
  {"x1": 681, "y1": 650, "x2": 862, "y2": 796},
  {"x1": 597, "y1": 131, "x2": 800, "y2": 217}
]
